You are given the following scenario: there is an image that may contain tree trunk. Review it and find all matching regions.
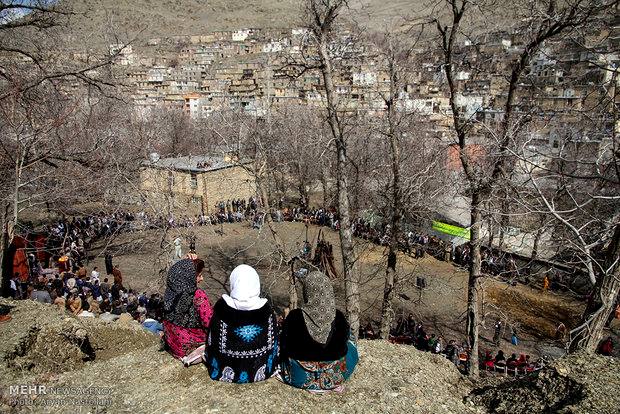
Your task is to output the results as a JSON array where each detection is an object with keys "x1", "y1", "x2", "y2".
[
  {"x1": 526, "y1": 224, "x2": 545, "y2": 278},
  {"x1": 320, "y1": 167, "x2": 329, "y2": 210},
  {"x1": 380, "y1": 54, "x2": 401, "y2": 340},
  {"x1": 487, "y1": 217, "x2": 495, "y2": 249},
  {"x1": 530, "y1": 226, "x2": 544, "y2": 263},
  {"x1": 380, "y1": 250, "x2": 397, "y2": 339},
  {"x1": 0, "y1": 204, "x2": 10, "y2": 297},
  {"x1": 570, "y1": 223, "x2": 620, "y2": 353},
  {"x1": 466, "y1": 192, "x2": 483, "y2": 377},
  {"x1": 318, "y1": 34, "x2": 360, "y2": 339}
]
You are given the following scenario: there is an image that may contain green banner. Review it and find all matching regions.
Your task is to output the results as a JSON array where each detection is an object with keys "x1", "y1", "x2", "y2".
[{"x1": 432, "y1": 221, "x2": 470, "y2": 240}]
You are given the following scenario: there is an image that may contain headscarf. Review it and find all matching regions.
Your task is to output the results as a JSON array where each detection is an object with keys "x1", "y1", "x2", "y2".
[
  {"x1": 222, "y1": 265, "x2": 267, "y2": 311},
  {"x1": 163, "y1": 259, "x2": 201, "y2": 328},
  {"x1": 299, "y1": 271, "x2": 336, "y2": 345}
]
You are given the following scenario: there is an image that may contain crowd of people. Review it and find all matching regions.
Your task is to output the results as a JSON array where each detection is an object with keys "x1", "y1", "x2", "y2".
[
  {"x1": 7, "y1": 238, "x2": 359, "y2": 392},
  {"x1": 24, "y1": 202, "x2": 539, "y2": 291},
  {"x1": 358, "y1": 314, "x2": 545, "y2": 376},
  {"x1": 7, "y1": 252, "x2": 167, "y2": 331},
  {"x1": 358, "y1": 314, "x2": 469, "y2": 371},
  {"x1": 7, "y1": 200, "x2": 617, "y2": 388}
]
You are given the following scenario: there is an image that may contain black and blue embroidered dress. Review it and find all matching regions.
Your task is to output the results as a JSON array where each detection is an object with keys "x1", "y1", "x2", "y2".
[{"x1": 205, "y1": 298, "x2": 279, "y2": 383}]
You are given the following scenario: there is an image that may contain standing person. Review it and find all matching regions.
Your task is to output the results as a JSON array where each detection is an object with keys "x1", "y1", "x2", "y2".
[
  {"x1": 100, "y1": 277, "x2": 111, "y2": 299},
  {"x1": 188, "y1": 233, "x2": 196, "y2": 253},
  {"x1": 493, "y1": 320, "x2": 503, "y2": 345},
  {"x1": 173, "y1": 236, "x2": 183, "y2": 260},
  {"x1": 443, "y1": 340, "x2": 460, "y2": 366},
  {"x1": 542, "y1": 275, "x2": 550, "y2": 292},
  {"x1": 511, "y1": 327, "x2": 519, "y2": 346},
  {"x1": 92, "y1": 280, "x2": 102, "y2": 302},
  {"x1": 163, "y1": 259, "x2": 213, "y2": 360},
  {"x1": 405, "y1": 313, "x2": 416, "y2": 339},
  {"x1": 205, "y1": 264, "x2": 278, "y2": 383},
  {"x1": 110, "y1": 282, "x2": 122, "y2": 302},
  {"x1": 9, "y1": 274, "x2": 19, "y2": 299},
  {"x1": 104, "y1": 253, "x2": 113, "y2": 275},
  {"x1": 279, "y1": 271, "x2": 358, "y2": 392},
  {"x1": 112, "y1": 266, "x2": 124, "y2": 289}
]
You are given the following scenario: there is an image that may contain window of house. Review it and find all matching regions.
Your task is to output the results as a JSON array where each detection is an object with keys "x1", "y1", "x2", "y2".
[
  {"x1": 190, "y1": 172, "x2": 198, "y2": 188},
  {"x1": 168, "y1": 171, "x2": 174, "y2": 187}
]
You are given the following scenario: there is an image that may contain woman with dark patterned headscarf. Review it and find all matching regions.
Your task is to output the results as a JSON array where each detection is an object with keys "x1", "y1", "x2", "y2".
[
  {"x1": 163, "y1": 258, "x2": 213, "y2": 360},
  {"x1": 279, "y1": 270, "x2": 358, "y2": 392}
]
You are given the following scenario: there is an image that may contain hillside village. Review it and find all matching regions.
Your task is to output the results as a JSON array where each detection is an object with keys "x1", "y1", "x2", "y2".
[
  {"x1": 1, "y1": 3, "x2": 619, "y2": 412},
  {"x1": 102, "y1": 21, "x2": 620, "y2": 152}
]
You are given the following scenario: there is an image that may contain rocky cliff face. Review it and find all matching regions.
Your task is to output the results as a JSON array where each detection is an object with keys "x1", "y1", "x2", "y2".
[{"x1": 0, "y1": 299, "x2": 618, "y2": 414}]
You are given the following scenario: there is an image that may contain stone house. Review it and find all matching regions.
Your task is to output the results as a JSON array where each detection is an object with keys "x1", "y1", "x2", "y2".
[{"x1": 139, "y1": 155, "x2": 256, "y2": 215}]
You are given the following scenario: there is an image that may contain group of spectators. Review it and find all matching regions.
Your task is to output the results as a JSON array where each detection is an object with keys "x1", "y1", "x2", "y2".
[
  {"x1": 8, "y1": 252, "x2": 167, "y2": 336},
  {"x1": 480, "y1": 349, "x2": 543, "y2": 375},
  {"x1": 355, "y1": 314, "x2": 553, "y2": 376},
  {"x1": 9, "y1": 200, "x2": 616, "y2": 379},
  {"x1": 359, "y1": 314, "x2": 470, "y2": 372}
]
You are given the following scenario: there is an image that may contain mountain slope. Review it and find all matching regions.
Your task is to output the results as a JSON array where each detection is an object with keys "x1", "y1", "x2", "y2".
[{"x1": 59, "y1": 0, "x2": 426, "y2": 43}]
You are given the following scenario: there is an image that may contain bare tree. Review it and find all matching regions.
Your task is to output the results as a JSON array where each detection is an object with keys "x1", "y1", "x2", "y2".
[
  {"x1": 431, "y1": 0, "x2": 617, "y2": 375},
  {"x1": 0, "y1": 0, "x2": 132, "y2": 296},
  {"x1": 301, "y1": 0, "x2": 362, "y2": 337}
]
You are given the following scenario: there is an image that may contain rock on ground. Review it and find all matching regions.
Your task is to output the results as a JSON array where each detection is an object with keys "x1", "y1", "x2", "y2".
[{"x1": 468, "y1": 352, "x2": 620, "y2": 414}]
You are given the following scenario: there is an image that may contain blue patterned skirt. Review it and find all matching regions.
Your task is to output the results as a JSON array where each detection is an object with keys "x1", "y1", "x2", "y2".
[{"x1": 280, "y1": 341, "x2": 358, "y2": 390}]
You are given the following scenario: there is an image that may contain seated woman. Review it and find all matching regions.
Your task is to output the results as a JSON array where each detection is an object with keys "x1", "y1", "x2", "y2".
[
  {"x1": 206, "y1": 264, "x2": 278, "y2": 383},
  {"x1": 494, "y1": 350, "x2": 506, "y2": 369},
  {"x1": 163, "y1": 259, "x2": 213, "y2": 360},
  {"x1": 279, "y1": 271, "x2": 358, "y2": 392},
  {"x1": 482, "y1": 350, "x2": 495, "y2": 370},
  {"x1": 67, "y1": 293, "x2": 82, "y2": 316}
]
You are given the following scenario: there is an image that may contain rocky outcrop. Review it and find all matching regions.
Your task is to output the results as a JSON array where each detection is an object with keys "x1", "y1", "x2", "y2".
[{"x1": 469, "y1": 352, "x2": 620, "y2": 414}]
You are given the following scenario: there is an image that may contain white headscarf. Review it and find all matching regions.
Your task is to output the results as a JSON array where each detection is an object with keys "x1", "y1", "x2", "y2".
[{"x1": 222, "y1": 264, "x2": 267, "y2": 311}]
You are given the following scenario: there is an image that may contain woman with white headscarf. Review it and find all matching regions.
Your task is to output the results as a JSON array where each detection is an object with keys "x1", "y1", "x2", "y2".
[
  {"x1": 205, "y1": 264, "x2": 279, "y2": 383},
  {"x1": 279, "y1": 270, "x2": 358, "y2": 392}
]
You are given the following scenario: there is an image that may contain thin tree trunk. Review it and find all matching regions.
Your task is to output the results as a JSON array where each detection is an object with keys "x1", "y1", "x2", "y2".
[
  {"x1": 530, "y1": 226, "x2": 544, "y2": 263},
  {"x1": 0, "y1": 204, "x2": 10, "y2": 297},
  {"x1": 487, "y1": 218, "x2": 495, "y2": 249},
  {"x1": 320, "y1": 168, "x2": 328, "y2": 210},
  {"x1": 380, "y1": 51, "x2": 401, "y2": 340},
  {"x1": 318, "y1": 34, "x2": 360, "y2": 339},
  {"x1": 527, "y1": 224, "x2": 545, "y2": 277},
  {"x1": 380, "y1": 250, "x2": 397, "y2": 339},
  {"x1": 467, "y1": 192, "x2": 483, "y2": 377}
]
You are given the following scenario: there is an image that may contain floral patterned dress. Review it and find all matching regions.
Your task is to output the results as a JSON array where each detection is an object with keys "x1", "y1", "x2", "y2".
[{"x1": 163, "y1": 289, "x2": 213, "y2": 359}]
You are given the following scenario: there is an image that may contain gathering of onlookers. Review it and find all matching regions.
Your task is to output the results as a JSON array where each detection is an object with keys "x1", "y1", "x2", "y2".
[{"x1": 5, "y1": 199, "x2": 617, "y2": 389}]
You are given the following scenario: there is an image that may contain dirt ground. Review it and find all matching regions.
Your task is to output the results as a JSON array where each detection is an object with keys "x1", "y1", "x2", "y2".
[{"x1": 85, "y1": 221, "x2": 589, "y2": 359}]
